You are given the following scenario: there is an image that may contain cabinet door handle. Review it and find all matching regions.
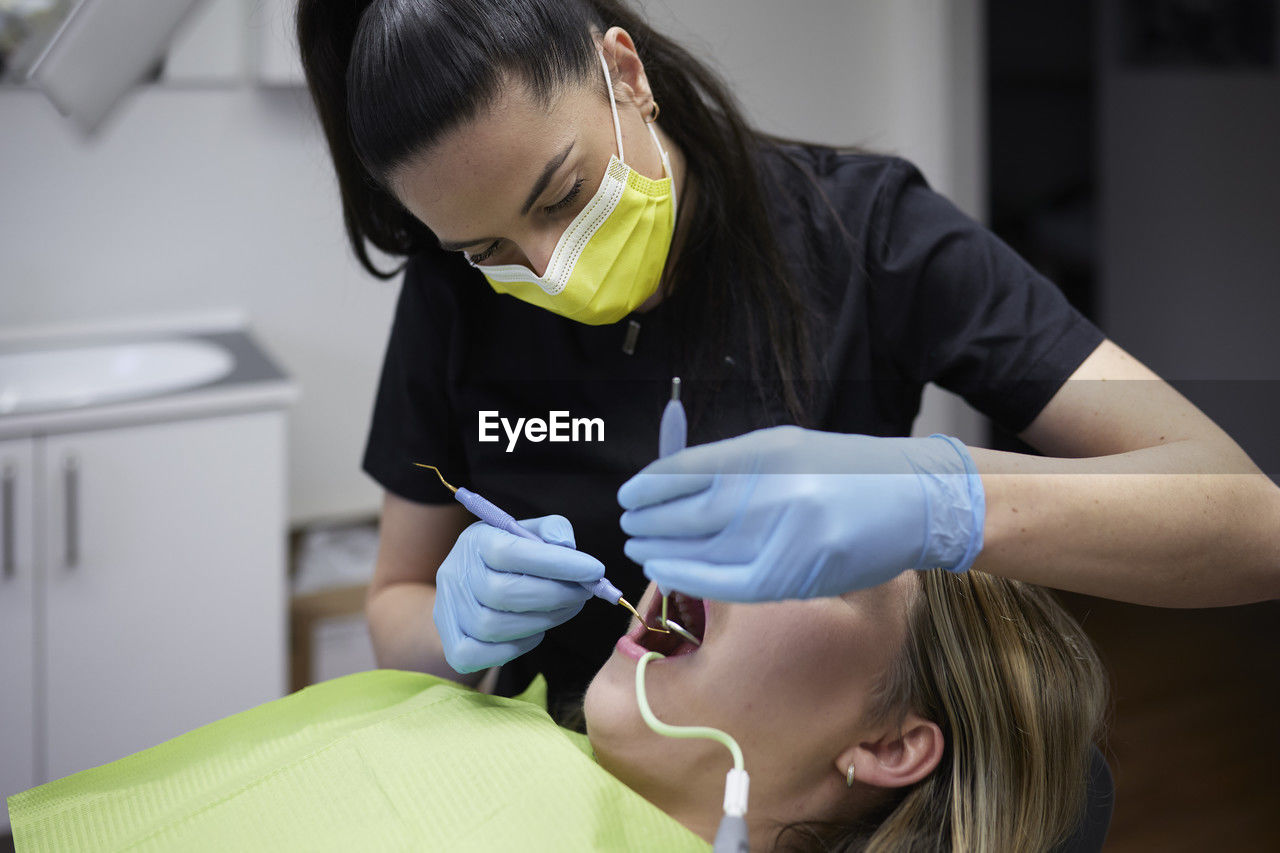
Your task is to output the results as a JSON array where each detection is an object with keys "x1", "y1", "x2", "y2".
[
  {"x1": 2, "y1": 463, "x2": 13, "y2": 579},
  {"x1": 64, "y1": 455, "x2": 79, "y2": 569}
]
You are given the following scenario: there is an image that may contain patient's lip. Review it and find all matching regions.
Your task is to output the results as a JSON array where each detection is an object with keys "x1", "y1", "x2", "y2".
[
  {"x1": 615, "y1": 632, "x2": 649, "y2": 662},
  {"x1": 615, "y1": 603, "x2": 657, "y2": 662},
  {"x1": 613, "y1": 632, "x2": 702, "y2": 663}
]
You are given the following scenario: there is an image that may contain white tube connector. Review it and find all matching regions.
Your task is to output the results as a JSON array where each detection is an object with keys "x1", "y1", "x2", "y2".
[{"x1": 722, "y1": 768, "x2": 750, "y2": 818}]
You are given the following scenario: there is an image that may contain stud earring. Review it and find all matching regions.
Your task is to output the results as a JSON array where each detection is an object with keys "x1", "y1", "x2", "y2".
[{"x1": 846, "y1": 763, "x2": 856, "y2": 788}]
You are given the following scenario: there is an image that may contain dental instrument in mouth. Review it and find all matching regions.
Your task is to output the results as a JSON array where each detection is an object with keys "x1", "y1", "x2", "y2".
[
  {"x1": 653, "y1": 377, "x2": 701, "y2": 647},
  {"x1": 660, "y1": 593, "x2": 702, "y2": 646},
  {"x1": 414, "y1": 463, "x2": 645, "y2": 622}
]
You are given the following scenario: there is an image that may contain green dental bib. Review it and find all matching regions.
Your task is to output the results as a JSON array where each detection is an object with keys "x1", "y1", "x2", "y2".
[{"x1": 7, "y1": 670, "x2": 709, "y2": 852}]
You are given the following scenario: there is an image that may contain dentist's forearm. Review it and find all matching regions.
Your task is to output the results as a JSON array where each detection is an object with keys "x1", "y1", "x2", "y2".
[
  {"x1": 967, "y1": 440, "x2": 1280, "y2": 607},
  {"x1": 366, "y1": 581, "x2": 486, "y2": 686}
]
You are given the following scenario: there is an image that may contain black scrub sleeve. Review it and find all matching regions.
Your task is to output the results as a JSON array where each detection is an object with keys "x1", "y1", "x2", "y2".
[
  {"x1": 866, "y1": 158, "x2": 1105, "y2": 434},
  {"x1": 361, "y1": 254, "x2": 470, "y2": 504}
]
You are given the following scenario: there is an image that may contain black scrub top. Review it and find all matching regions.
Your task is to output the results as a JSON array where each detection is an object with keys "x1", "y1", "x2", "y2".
[{"x1": 362, "y1": 146, "x2": 1105, "y2": 719}]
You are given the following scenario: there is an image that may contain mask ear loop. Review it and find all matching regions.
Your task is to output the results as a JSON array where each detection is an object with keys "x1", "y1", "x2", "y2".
[
  {"x1": 597, "y1": 51, "x2": 677, "y2": 213},
  {"x1": 644, "y1": 121, "x2": 676, "y2": 213},
  {"x1": 598, "y1": 51, "x2": 625, "y2": 162}
]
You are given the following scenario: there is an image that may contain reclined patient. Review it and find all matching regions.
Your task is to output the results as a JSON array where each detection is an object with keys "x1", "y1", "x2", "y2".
[{"x1": 8, "y1": 570, "x2": 1107, "y2": 852}]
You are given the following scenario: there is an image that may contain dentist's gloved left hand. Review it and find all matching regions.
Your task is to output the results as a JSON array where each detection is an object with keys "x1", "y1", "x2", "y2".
[
  {"x1": 618, "y1": 425, "x2": 985, "y2": 602},
  {"x1": 434, "y1": 515, "x2": 604, "y2": 673}
]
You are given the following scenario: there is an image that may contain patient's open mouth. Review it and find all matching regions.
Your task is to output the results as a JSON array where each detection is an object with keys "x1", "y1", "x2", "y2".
[{"x1": 615, "y1": 591, "x2": 707, "y2": 662}]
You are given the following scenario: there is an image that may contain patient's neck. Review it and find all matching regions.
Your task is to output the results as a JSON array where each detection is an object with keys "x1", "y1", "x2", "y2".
[
  {"x1": 594, "y1": 752, "x2": 723, "y2": 842},
  {"x1": 600, "y1": 750, "x2": 876, "y2": 847}
]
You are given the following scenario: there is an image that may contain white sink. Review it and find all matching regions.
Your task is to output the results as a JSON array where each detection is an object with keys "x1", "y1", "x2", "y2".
[{"x1": 0, "y1": 339, "x2": 234, "y2": 415}]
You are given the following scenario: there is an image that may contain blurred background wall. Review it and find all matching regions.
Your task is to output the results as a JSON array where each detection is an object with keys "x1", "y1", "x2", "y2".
[{"x1": 1099, "y1": 0, "x2": 1280, "y2": 480}]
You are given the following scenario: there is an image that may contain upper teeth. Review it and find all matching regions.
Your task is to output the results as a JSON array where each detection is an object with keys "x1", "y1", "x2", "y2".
[{"x1": 676, "y1": 596, "x2": 697, "y2": 629}]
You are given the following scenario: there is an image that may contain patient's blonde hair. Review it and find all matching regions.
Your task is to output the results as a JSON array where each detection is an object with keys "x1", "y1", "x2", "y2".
[{"x1": 782, "y1": 570, "x2": 1108, "y2": 852}]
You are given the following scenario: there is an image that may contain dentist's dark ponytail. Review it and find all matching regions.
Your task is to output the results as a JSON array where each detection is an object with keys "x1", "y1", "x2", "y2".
[
  {"x1": 296, "y1": 0, "x2": 822, "y2": 424},
  {"x1": 295, "y1": 0, "x2": 433, "y2": 280}
]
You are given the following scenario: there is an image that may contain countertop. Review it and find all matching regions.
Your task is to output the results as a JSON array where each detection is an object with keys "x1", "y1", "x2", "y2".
[{"x1": 0, "y1": 318, "x2": 298, "y2": 440}]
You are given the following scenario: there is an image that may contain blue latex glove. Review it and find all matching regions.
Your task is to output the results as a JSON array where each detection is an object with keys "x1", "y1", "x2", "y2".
[
  {"x1": 434, "y1": 515, "x2": 605, "y2": 673},
  {"x1": 618, "y1": 425, "x2": 984, "y2": 601}
]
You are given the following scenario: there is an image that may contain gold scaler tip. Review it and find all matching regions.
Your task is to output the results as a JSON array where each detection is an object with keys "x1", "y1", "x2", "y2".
[
  {"x1": 414, "y1": 463, "x2": 458, "y2": 494},
  {"x1": 617, "y1": 597, "x2": 645, "y2": 623}
]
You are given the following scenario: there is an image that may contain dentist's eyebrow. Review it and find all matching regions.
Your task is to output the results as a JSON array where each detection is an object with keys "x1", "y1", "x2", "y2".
[
  {"x1": 522, "y1": 140, "x2": 575, "y2": 214},
  {"x1": 436, "y1": 141, "x2": 576, "y2": 253}
]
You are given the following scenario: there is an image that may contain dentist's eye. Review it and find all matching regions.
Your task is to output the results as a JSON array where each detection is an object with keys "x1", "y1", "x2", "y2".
[
  {"x1": 467, "y1": 240, "x2": 502, "y2": 263},
  {"x1": 544, "y1": 177, "x2": 585, "y2": 214}
]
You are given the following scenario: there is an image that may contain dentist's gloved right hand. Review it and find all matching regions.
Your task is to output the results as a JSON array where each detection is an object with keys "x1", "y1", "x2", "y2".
[
  {"x1": 619, "y1": 425, "x2": 985, "y2": 602},
  {"x1": 434, "y1": 515, "x2": 605, "y2": 674}
]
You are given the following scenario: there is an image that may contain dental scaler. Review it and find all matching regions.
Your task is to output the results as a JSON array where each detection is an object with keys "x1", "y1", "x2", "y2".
[{"x1": 414, "y1": 464, "x2": 646, "y2": 624}]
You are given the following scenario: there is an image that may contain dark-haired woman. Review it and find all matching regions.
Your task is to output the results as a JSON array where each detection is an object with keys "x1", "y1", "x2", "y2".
[{"x1": 297, "y1": 0, "x2": 1280, "y2": 723}]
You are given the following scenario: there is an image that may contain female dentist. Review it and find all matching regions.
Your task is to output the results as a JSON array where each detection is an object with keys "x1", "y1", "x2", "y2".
[{"x1": 297, "y1": 0, "x2": 1280, "y2": 715}]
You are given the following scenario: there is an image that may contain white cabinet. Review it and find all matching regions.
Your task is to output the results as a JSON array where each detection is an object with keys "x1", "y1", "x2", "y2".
[
  {"x1": 1, "y1": 412, "x2": 287, "y2": 829},
  {"x1": 0, "y1": 437, "x2": 37, "y2": 830}
]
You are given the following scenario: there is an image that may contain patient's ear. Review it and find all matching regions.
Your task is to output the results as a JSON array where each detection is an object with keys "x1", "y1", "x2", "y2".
[{"x1": 835, "y1": 713, "x2": 944, "y2": 789}]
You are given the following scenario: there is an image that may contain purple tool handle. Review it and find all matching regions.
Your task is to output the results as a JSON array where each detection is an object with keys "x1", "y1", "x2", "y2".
[
  {"x1": 659, "y1": 397, "x2": 687, "y2": 460},
  {"x1": 655, "y1": 388, "x2": 688, "y2": 598},
  {"x1": 454, "y1": 487, "x2": 623, "y2": 604}
]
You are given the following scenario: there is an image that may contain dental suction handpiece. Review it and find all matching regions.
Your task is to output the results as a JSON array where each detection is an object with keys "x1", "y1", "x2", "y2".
[
  {"x1": 636, "y1": 651, "x2": 750, "y2": 853},
  {"x1": 654, "y1": 377, "x2": 702, "y2": 647},
  {"x1": 414, "y1": 464, "x2": 642, "y2": 620}
]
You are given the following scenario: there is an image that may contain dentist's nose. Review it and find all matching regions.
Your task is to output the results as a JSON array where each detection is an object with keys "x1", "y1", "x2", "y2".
[
  {"x1": 524, "y1": 243, "x2": 554, "y2": 278},
  {"x1": 518, "y1": 229, "x2": 564, "y2": 278}
]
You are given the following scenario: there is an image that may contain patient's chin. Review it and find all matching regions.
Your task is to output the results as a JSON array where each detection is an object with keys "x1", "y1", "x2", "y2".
[
  {"x1": 583, "y1": 655, "x2": 635, "y2": 742},
  {"x1": 583, "y1": 668, "x2": 669, "y2": 798}
]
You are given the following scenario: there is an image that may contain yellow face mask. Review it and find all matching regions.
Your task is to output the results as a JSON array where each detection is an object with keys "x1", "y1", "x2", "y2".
[{"x1": 468, "y1": 51, "x2": 677, "y2": 326}]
